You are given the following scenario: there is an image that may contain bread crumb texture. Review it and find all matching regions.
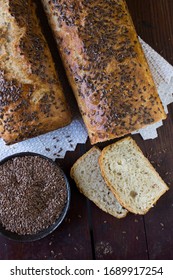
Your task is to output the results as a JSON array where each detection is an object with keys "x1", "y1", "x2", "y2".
[
  {"x1": 70, "y1": 147, "x2": 127, "y2": 218},
  {"x1": 99, "y1": 137, "x2": 169, "y2": 214}
]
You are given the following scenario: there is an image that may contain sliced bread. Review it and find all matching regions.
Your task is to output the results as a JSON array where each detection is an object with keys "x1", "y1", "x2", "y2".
[
  {"x1": 99, "y1": 136, "x2": 169, "y2": 215},
  {"x1": 70, "y1": 147, "x2": 128, "y2": 218}
]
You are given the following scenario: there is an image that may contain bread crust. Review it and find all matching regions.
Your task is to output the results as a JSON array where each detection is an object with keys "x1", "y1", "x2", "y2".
[
  {"x1": 0, "y1": 0, "x2": 71, "y2": 144},
  {"x1": 70, "y1": 146, "x2": 128, "y2": 218},
  {"x1": 99, "y1": 137, "x2": 169, "y2": 214},
  {"x1": 41, "y1": 0, "x2": 166, "y2": 144}
]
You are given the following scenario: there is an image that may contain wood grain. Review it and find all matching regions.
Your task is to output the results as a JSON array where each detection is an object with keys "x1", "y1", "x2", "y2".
[
  {"x1": 127, "y1": 0, "x2": 173, "y2": 260},
  {"x1": 0, "y1": 0, "x2": 173, "y2": 260}
]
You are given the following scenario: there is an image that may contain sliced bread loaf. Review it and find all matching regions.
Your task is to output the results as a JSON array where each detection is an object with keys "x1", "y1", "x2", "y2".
[
  {"x1": 99, "y1": 137, "x2": 169, "y2": 215},
  {"x1": 70, "y1": 147, "x2": 128, "y2": 218}
]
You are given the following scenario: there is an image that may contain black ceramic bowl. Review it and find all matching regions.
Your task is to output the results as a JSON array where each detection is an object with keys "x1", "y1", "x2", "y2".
[{"x1": 0, "y1": 152, "x2": 70, "y2": 242}]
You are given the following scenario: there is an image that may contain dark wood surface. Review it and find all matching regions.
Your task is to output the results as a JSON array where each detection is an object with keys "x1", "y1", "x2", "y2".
[{"x1": 0, "y1": 0, "x2": 173, "y2": 260}]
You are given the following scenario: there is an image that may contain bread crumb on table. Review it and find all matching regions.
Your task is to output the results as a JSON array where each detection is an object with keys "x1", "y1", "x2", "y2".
[{"x1": 95, "y1": 241, "x2": 113, "y2": 258}]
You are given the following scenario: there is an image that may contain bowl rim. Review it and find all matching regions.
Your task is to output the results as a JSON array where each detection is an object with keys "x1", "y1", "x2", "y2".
[{"x1": 0, "y1": 152, "x2": 71, "y2": 242}]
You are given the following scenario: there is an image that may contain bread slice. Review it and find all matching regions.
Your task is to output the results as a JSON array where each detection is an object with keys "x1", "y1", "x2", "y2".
[
  {"x1": 70, "y1": 147, "x2": 128, "y2": 218},
  {"x1": 99, "y1": 137, "x2": 169, "y2": 215}
]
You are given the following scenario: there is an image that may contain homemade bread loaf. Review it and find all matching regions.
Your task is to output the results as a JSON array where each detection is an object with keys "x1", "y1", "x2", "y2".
[
  {"x1": 99, "y1": 137, "x2": 169, "y2": 214},
  {"x1": 70, "y1": 146, "x2": 128, "y2": 218},
  {"x1": 41, "y1": 0, "x2": 166, "y2": 144},
  {"x1": 0, "y1": 0, "x2": 71, "y2": 144}
]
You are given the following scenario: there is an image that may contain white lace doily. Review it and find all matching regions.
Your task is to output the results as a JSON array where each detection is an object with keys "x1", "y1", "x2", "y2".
[{"x1": 0, "y1": 38, "x2": 173, "y2": 160}]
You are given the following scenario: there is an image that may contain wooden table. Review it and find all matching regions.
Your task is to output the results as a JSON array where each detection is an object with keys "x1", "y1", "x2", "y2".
[{"x1": 0, "y1": 0, "x2": 173, "y2": 260}]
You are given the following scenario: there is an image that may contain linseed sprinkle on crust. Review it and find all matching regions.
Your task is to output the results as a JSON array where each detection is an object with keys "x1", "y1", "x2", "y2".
[{"x1": 0, "y1": 155, "x2": 67, "y2": 235}]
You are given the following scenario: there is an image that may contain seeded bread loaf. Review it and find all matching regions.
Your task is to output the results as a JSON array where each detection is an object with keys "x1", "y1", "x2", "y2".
[
  {"x1": 99, "y1": 137, "x2": 169, "y2": 214},
  {"x1": 0, "y1": 0, "x2": 71, "y2": 144},
  {"x1": 70, "y1": 146, "x2": 128, "y2": 218},
  {"x1": 41, "y1": 0, "x2": 166, "y2": 144}
]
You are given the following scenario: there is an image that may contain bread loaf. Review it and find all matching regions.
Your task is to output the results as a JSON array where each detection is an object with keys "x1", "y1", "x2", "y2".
[
  {"x1": 70, "y1": 146, "x2": 128, "y2": 218},
  {"x1": 99, "y1": 137, "x2": 169, "y2": 214},
  {"x1": 41, "y1": 0, "x2": 166, "y2": 144},
  {"x1": 0, "y1": 0, "x2": 71, "y2": 144}
]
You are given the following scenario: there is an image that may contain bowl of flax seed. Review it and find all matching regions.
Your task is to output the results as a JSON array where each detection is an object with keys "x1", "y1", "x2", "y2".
[{"x1": 0, "y1": 152, "x2": 70, "y2": 241}]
